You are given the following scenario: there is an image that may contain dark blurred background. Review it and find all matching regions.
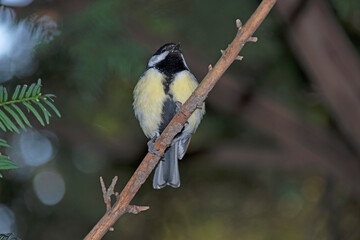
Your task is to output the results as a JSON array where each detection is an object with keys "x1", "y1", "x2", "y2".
[{"x1": 0, "y1": 0, "x2": 360, "y2": 239}]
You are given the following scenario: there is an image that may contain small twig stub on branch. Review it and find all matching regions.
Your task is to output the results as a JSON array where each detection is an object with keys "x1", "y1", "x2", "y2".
[
  {"x1": 127, "y1": 205, "x2": 150, "y2": 214},
  {"x1": 236, "y1": 19, "x2": 243, "y2": 29},
  {"x1": 100, "y1": 176, "x2": 118, "y2": 212},
  {"x1": 248, "y1": 36, "x2": 258, "y2": 42}
]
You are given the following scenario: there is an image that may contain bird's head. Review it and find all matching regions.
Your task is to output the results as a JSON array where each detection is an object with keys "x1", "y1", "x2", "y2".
[{"x1": 147, "y1": 43, "x2": 188, "y2": 74}]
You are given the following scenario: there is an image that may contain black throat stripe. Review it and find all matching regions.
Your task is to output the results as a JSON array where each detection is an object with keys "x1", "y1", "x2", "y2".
[
  {"x1": 155, "y1": 52, "x2": 189, "y2": 133},
  {"x1": 162, "y1": 75, "x2": 173, "y2": 94},
  {"x1": 157, "y1": 53, "x2": 188, "y2": 94},
  {"x1": 159, "y1": 96, "x2": 177, "y2": 133}
]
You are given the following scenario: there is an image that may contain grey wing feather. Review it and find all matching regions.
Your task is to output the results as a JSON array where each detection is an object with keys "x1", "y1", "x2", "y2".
[{"x1": 177, "y1": 136, "x2": 191, "y2": 160}]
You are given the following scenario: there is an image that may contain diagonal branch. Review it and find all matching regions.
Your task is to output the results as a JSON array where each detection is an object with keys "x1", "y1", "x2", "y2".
[{"x1": 84, "y1": 0, "x2": 276, "y2": 239}]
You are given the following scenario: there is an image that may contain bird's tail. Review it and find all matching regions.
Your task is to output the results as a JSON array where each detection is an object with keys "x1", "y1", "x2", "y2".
[
  {"x1": 153, "y1": 136, "x2": 191, "y2": 189},
  {"x1": 153, "y1": 138, "x2": 191, "y2": 189},
  {"x1": 153, "y1": 142, "x2": 180, "y2": 189}
]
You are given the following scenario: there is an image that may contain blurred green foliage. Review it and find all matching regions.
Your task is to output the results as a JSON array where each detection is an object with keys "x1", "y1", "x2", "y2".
[{"x1": 61, "y1": 0, "x2": 148, "y2": 94}]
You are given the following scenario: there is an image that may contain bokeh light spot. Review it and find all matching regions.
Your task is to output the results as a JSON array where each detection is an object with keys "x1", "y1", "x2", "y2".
[
  {"x1": 0, "y1": 204, "x2": 16, "y2": 233},
  {"x1": 72, "y1": 146, "x2": 104, "y2": 174},
  {"x1": 20, "y1": 130, "x2": 53, "y2": 166},
  {"x1": 0, "y1": 25, "x2": 14, "y2": 56},
  {"x1": 0, "y1": 0, "x2": 33, "y2": 7},
  {"x1": 0, "y1": 6, "x2": 59, "y2": 82},
  {"x1": 33, "y1": 170, "x2": 65, "y2": 206}
]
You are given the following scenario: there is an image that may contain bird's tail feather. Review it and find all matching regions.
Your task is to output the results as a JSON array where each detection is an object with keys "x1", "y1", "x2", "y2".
[{"x1": 153, "y1": 141, "x2": 180, "y2": 189}]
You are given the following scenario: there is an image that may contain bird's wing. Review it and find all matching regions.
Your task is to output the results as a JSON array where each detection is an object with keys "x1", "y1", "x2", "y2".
[{"x1": 177, "y1": 136, "x2": 191, "y2": 160}]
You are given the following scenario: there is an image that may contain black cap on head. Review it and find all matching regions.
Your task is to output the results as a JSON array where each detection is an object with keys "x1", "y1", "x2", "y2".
[
  {"x1": 154, "y1": 42, "x2": 181, "y2": 56},
  {"x1": 147, "y1": 42, "x2": 188, "y2": 75}
]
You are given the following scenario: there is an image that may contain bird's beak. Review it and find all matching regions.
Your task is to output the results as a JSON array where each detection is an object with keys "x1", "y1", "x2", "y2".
[{"x1": 174, "y1": 43, "x2": 180, "y2": 51}]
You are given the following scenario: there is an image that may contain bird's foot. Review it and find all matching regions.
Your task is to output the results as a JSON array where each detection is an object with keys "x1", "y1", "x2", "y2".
[
  {"x1": 147, "y1": 134, "x2": 161, "y2": 156},
  {"x1": 175, "y1": 101, "x2": 184, "y2": 114},
  {"x1": 175, "y1": 101, "x2": 190, "y2": 125}
]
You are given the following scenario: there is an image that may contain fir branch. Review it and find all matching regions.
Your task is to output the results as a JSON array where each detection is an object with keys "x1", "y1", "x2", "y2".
[
  {"x1": 0, "y1": 79, "x2": 61, "y2": 177},
  {"x1": 0, "y1": 79, "x2": 61, "y2": 132},
  {"x1": 0, "y1": 138, "x2": 17, "y2": 178},
  {"x1": 0, "y1": 233, "x2": 21, "y2": 240}
]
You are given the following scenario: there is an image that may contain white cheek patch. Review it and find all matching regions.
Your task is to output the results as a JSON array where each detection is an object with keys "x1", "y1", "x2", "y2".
[
  {"x1": 181, "y1": 54, "x2": 189, "y2": 70},
  {"x1": 147, "y1": 51, "x2": 169, "y2": 67}
]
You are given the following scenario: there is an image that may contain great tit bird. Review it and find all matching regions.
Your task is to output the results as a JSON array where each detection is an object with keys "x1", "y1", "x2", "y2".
[{"x1": 133, "y1": 43, "x2": 205, "y2": 189}]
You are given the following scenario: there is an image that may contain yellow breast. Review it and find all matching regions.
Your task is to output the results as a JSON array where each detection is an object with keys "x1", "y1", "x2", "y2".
[
  {"x1": 169, "y1": 71, "x2": 205, "y2": 135},
  {"x1": 133, "y1": 68, "x2": 167, "y2": 138}
]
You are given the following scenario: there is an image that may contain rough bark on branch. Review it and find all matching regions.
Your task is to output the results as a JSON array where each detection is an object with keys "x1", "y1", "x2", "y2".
[{"x1": 84, "y1": 0, "x2": 277, "y2": 239}]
